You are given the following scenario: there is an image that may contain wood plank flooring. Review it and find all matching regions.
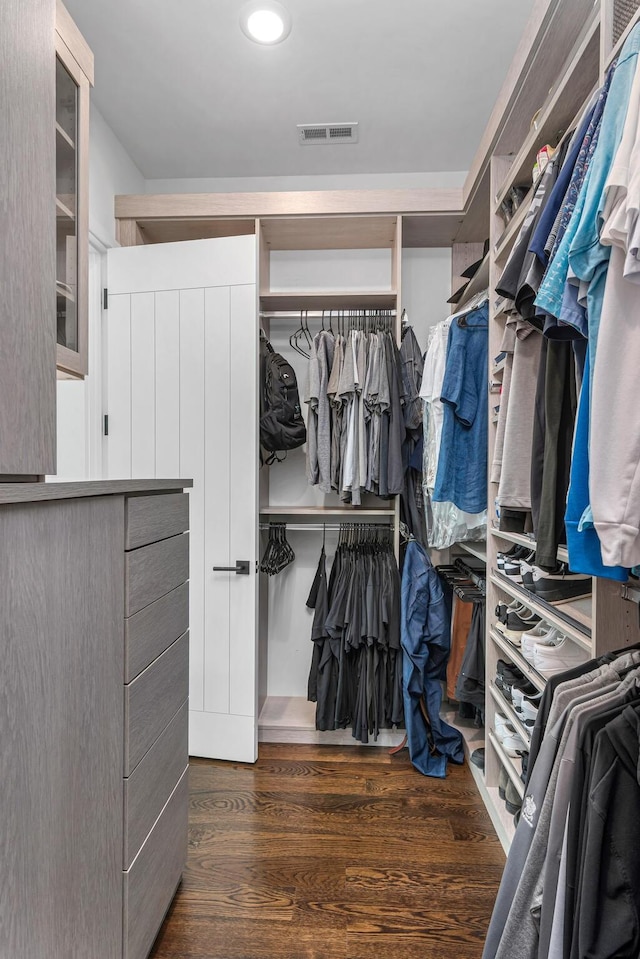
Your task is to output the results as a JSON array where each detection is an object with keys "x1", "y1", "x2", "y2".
[{"x1": 149, "y1": 744, "x2": 505, "y2": 959}]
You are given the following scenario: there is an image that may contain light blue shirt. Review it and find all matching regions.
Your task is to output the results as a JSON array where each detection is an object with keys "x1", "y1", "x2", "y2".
[{"x1": 569, "y1": 24, "x2": 640, "y2": 366}]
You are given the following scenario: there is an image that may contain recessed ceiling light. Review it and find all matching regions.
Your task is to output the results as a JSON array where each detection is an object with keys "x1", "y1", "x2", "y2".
[{"x1": 240, "y1": 1, "x2": 291, "y2": 44}]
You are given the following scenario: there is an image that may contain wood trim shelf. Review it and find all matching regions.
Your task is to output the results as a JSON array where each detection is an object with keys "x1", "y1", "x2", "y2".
[
  {"x1": 490, "y1": 572, "x2": 592, "y2": 646},
  {"x1": 56, "y1": 281, "x2": 75, "y2": 302},
  {"x1": 493, "y1": 11, "x2": 600, "y2": 213},
  {"x1": 487, "y1": 729, "x2": 525, "y2": 800},
  {"x1": 56, "y1": 196, "x2": 75, "y2": 220},
  {"x1": 259, "y1": 291, "x2": 397, "y2": 311},
  {"x1": 458, "y1": 541, "x2": 488, "y2": 563},
  {"x1": 490, "y1": 526, "x2": 569, "y2": 565},
  {"x1": 56, "y1": 120, "x2": 75, "y2": 150},
  {"x1": 493, "y1": 188, "x2": 533, "y2": 262},
  {"x1": 490, "y1": 628, "x2": 547, "y2": 693}
]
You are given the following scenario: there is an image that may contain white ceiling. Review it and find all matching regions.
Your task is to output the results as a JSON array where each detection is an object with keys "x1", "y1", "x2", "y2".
[{"x1": 64, "y1": 0, "x2": 537, "y2": 181}]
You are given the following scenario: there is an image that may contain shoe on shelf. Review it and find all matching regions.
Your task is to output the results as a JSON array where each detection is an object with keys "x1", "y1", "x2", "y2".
[
  {"x1": 532, "y1": 636, "x2": 590, "y2": 677},
  {"x1": 521, "y1": 625, "x2": 560, "y2": 663},
  {"x1": 494, "y1": 712, "x2": 515, "y2": 741},
  {"x1": 502, "y1": 732, "x2": 527, "y2": 757},
  {"x1": 505, "y1": 778, "x2": 522, "y2": 814},
  {"x1": 529, "y1": 564, "x2": 592, "y2": 603},
  {"x1": 520, "y1": 699, "x2": 539, "y2": 726},
  {"x1": 495, "y1": 609, "x2": 542, "y2": 646},
  {"x1": 497, "y1": 544, "x2": 531, "y2": 571},
  {"x1": 470, "y1": 748, "x2": 485, "y2": 771},
  {"x1": 498, "y1": 765, "x2": 509, "y2": 800}
]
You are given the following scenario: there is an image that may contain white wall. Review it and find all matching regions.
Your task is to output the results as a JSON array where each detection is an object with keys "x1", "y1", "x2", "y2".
[
  {"x1": 89, "y1": 105, "x2": 145, "y2": 249},
  {"x1": 401, "y1": 247, "x2": 452, "y2": 350},
  {"x1": 53, "y1": 105, "x2": 146, "y2": 481}
]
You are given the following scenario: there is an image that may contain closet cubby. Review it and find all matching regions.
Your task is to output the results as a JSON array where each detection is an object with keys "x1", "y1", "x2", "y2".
[{"x1": 256, "y1": 215, "x2": 404, "y2": 745}]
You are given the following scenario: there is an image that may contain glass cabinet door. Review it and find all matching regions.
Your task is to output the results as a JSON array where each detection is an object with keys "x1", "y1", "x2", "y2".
[{"x1": 56, "y1": 55, "x2": 78, "y2": 355}]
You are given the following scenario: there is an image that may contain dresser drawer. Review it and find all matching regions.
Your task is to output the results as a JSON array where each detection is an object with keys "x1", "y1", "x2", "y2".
[
  {"x1": 123, "y1": 700, "x2": 188, "y2": 869},
  {"x1": 124, "y1": 581, "x2": 189, "y2": 683},
  {"x1": 125, "y1": 493, "x2": 189, "y2": 551},
  {"x1": 124, "y1": 631, "x2": 189, "y2": 775},
  {"x1": 125, "y1": 532, "x2": 189, "y2": 616},
  {"x1": 123, "y1": 768, "x2": 189, "y2": 959}
]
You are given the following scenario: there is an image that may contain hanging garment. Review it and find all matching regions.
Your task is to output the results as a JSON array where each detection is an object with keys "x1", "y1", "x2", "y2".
[
  {"x1": 454, "y1": 599, "x2": 486, "y2": 712},
  {"x1": 307, "y1": 527, "x2": 403, "y2": 742},
  {"x1": 305, "y1": 330, "x2": 335, "y2": 493},
  {"x1": 446, "y1": 596, "x2": 474, "y2": 701},
  {"x1": 433, "y1": 303, "x2": 489, "y2": 514},
  {"x1": 400, "y1": 539, "x2": 464, "y2": 778}
]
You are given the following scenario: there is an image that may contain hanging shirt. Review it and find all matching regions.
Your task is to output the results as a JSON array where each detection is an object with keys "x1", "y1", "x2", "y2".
[
  {"x1": 305, "y1": 331, "x2": 335, "y2": 493},
  {"x1": 433, "y1": 303, "x2": 489, "y2": 513}
]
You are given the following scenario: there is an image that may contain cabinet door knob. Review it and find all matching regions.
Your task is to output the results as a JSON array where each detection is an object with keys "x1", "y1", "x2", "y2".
[{"x1": 212, "y1": 560, "x2": 250, "y2": 575}]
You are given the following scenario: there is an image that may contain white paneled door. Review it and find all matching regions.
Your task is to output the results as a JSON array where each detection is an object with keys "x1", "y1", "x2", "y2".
[{"x1": 107, "y1": 236, "x2": 258, "y2": 762}]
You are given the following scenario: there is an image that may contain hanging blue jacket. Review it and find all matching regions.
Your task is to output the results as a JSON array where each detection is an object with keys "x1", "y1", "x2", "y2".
[{"x1": 401, "y1": 540, "x2": 465, "y2": 777}]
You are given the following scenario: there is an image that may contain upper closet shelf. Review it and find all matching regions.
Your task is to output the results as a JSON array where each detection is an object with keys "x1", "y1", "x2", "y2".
[
  {"x1": 493, "y1": 12, "x2": 600, "y2": 213},
  {"x1": 260, "y1": 215, "x2": 397, "y2": 251},
  {"x1": 259, "y1": 291, "x2": 397, "y2": 311}
]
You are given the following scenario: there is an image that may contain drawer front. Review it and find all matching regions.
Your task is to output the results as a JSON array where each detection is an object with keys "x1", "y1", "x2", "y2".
[
  {"x1": 124, "y1": 631, "x2": 189, "y2": 775},
  {"x1": 124, "y1": 700, "x2": 188, "y2": 869},
  {"x1": 125, "y1": 532, "x2": 189, "y2": 616},
  {"x1": 123, "y1": 768, "x2": 189, "y2": 959},
  {"x1": 125, "y1": 493, "x2": 189, "y2": 551},
  {"x1": 125, "y1": 581, "x2": 189, "y2": 683}
]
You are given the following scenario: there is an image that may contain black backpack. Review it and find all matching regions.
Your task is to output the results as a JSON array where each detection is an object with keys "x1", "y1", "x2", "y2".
[{"x1": 260, "y1": 336, "x2": 306, "y2": 463}]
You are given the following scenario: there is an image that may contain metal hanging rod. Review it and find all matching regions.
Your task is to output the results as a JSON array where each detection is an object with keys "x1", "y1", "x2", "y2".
[
  {"x1": 259, "y1": 522, "x2": 394, "y2": 532},
  {"x1": 259, "y1": 309, "x2": 397, "y2": 319}
]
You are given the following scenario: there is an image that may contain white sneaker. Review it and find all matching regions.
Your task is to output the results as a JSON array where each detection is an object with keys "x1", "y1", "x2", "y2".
[
  {"x1": 533, "y1": 636, "x2": 589, "y2": 677},
  {"x1": 521, "y1": 625, "x2": 559, "y2": 664},
  {"x1": 502, "y1": 733, "x2": 527, "y2": 756}
]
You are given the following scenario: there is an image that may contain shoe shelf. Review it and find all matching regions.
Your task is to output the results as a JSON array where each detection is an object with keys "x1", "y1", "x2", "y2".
[
  {"x1": 490, "y1": 526, "x2": 569, "y2": 565},
  {"x1": 490, "y1": 628, "x2": 546, "y2": 694},
  {"x1": 485, "y1": 785, "x2": 516, "y2": 855},
  {"x1": 489, "y1": 681, "x2": 532, "y2": 751},
  {"x1": 487, "y1": 729, "x2": 525, "y2": 800},
  {"x1": 490, "y1": 572, "x2": 592, "y2": 649}
]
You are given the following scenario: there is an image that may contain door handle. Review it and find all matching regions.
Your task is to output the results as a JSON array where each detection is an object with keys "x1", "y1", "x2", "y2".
[{"x1": 212, "y1": 560, "x2": 250, "y2": 575}]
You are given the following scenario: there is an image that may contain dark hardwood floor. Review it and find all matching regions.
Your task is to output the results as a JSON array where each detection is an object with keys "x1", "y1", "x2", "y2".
[{"x1": 149, "y1": 744, "x2": 505, "y2": 959}]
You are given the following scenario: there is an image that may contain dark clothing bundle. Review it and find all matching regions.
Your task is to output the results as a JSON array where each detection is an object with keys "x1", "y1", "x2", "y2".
[
  {"x1": 306, "y1": 528, "x2": 403, "y2": 743},
  {"x1": 483, "y1": 647, "x2": 640, "y2": 959},
  {"x1": 399, "y1": 325, "x2": 427, "y2": 545}
]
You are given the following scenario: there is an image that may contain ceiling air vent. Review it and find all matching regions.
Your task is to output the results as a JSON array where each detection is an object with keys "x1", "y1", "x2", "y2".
[{"x1": 298, "y1": 122, "x2": 359, "y2": 145}]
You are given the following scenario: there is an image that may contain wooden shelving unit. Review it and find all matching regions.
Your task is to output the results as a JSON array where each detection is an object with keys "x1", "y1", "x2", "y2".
[
  {"x1": 490, "y1": 572, "x2": 592, "y2": 647},
  {"x1": 259, "y1": 291, "x2": 397, "y2": 311}
]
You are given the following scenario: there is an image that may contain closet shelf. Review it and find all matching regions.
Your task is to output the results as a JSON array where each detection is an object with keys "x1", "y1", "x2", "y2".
[
  {"x1": 487, "y1": 729, "x2": 525, "y2": 800},
  {"x1": 56, "y1": 121, "x2": 75, "y2": 151},
  {"x1": 493, "y1": 189, "x2": 533, "y2": 263},
  {"x1": 490, "y1": 527, "x2": 569, "y2": 565},
  {"x1": 493, "y1": 12, "x2": 600, "y2": 213},
  {"x1": 489, "y1": 682, "x2": 532, "y2": 750},
  {"x1": 458, "y1": 541, "x2": 487, "y2": 563},
  {"x1": 490, "y1": 572, "x2": 592, "y2": 647},
  {"x1": 260, "y1": 506, "x2": 396, "y2": 517},
  {"x1": 56, "y1": 196, "x2": 75, "y2": 221},
  {"x1": 259, "y1": 291, "x2": 397, "y2": 311},
  {"x1": 490, "y1": 628, "x2": 546, "y2": 694}
]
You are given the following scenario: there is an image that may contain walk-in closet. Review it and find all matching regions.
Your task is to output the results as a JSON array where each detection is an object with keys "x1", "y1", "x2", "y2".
[{"x1": 6, "y1": 0, "x2": 640, "y2": 957}]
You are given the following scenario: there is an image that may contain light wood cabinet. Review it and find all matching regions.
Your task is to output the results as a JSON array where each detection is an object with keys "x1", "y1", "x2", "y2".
[
  {"x1": 0, "y1": 0, "x2": 57, "y2": 478},
  {"x1": 55, "y1": 1, "x2": 93, "y2": 377}
]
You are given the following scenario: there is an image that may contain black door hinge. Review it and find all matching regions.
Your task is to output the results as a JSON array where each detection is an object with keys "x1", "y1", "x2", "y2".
[
  {"x1": 103, "y1": 288, "x2": 109, "y2": 309},
  {"x1": 103, "y1": 414, "x2": 109, "y2": 436}
]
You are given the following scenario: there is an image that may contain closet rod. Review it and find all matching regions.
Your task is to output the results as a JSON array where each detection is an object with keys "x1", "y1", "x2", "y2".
[
  {"x1": 259, "y1": 522, "x2": 394, "y2": 532},
  {"x1": 259, "y1": 309, "x2": 397, "y2": 319}
]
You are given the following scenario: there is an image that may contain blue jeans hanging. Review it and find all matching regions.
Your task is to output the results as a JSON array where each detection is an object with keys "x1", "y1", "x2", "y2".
[{"x1": 401, "y1": 539, "x2": 464, "y2": 777}]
